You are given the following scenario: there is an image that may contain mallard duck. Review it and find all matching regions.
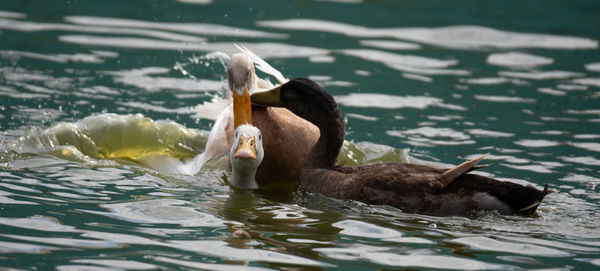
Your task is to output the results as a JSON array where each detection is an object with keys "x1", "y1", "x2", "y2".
[
  {"x1": 251, "y1": 78, "x2": 552, "y2": 216},
  {"x1": 192, "y1": 47, "x2": 318, "y2": 188}
]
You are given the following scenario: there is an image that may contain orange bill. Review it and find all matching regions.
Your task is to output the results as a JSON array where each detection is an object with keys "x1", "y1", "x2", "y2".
[
  {"x1": 233, "y1": 87, "x2": 252, "y2": 129},
  {"x1": 233, "y1": 134, "x2": 257, "y2": 160}
]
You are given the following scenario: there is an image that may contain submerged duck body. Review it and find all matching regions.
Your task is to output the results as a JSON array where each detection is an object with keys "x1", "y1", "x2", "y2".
[{"x1": 252, "y1": 78, "x2": 551, "y2": 216}]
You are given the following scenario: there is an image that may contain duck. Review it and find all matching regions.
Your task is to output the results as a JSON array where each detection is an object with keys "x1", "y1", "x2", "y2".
[
  {"x1": 229, "y1": 123, "x2": 264, "y2": 189},
  {"x1": 192, "y1": 47, "x2": 319, "y2": 188},
  {"x1": 251, "y1": 78, "x2": 552, "y2": 216},
  {"x1": 224, "y1": 74, "x2": 264, "y2": 189}
]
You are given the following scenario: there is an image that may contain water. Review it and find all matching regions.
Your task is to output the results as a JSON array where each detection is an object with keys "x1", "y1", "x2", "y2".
[{"x1": 1, "y1": 0, "x2": 600, "y2": 269}]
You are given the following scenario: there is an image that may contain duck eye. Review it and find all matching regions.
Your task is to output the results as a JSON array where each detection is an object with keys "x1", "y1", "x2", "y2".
[
  {"x1": 235, "y1": 131, "x2": 238, "y2": 138},
  {"x1": 258, "y1": 134, "x2": 262, "y2": 141}
]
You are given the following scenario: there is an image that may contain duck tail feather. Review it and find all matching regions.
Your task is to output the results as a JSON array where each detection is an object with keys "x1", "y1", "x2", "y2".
[
  {"x1": 542, "y1": 183, "x2": 554, "y2": 197},
  {"x1": 439, "y1": 153, "x2": 488, "y2": 188},
  {"x1": 467, "y1": 164, "x2": 490, "y2": 172},
  {"x1": 517, "y1": 184, "x2": 553, "y2": 215},
  {"x1": 235, "y1": 44, "x2": 288, "y2": 84},
  {"x1": 517, "y1": 200, "x2": 542, "y2": 214}
]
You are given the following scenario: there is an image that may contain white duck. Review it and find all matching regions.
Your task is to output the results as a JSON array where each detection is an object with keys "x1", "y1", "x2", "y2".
[
  {"x1": 191, "y1": 46, "x2": 318, "y2": 188},
  {"x1": 229, "y1": 124, "x2": 264, "y2": 189}
]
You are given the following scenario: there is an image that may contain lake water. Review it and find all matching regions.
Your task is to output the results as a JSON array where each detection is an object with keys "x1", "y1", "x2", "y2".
[{"x1": 1, "y1": 0, "x2": 600, "y2": 270}]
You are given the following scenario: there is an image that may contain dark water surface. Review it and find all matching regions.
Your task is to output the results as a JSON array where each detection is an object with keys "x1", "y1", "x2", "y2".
[{"x1": 1, "y1": 0, "x2": 600, "y2": 270}]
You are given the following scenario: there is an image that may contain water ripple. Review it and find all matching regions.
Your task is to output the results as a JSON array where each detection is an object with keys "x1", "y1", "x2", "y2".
[
  {"x1": 68, "y1": 260, "x2": 158, "y2": 270},
  {"x1": 153, "y1": 256, "x2": 277, "y2": 271},
  {"x1": 258, "y1": 19, "x2": 598, "y2": 49},
  {"x1": 168, "y1": 240, "x2": 334, "y2": 267},
  {"x1": 86, "y1": 199, "x2": 225, "y2": 227},
  {"x1": 451, "y1": 236, "x2": 572, "y2": 257},
  {"x1": 486, "y1": 52, "x2": 553, "y2": 68},
  {"x1": 333, "y1": 219, "x2": 403, "y2": 239},
  {"x1": 65, "y1": 16, "x2": 285, "y2": 39},
  {"x1": 335, "y1": 93, "x2": 466, "y2": 110}
]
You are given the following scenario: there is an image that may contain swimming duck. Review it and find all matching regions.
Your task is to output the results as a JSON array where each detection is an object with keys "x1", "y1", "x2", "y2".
[
  {"x1": 193, "y1": 48, "x2": 318, "y2": 188},
  {"x1": 251, "y1": 78, "x2": 552, "y2": 216},
  {"x1": 229, "y1": 123, "x2": 264, "y2": 189}
]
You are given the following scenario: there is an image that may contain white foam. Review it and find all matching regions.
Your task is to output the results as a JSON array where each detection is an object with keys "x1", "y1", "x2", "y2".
[{"x1": 487, "y1": 52, "x2": 553, "y2": 68}]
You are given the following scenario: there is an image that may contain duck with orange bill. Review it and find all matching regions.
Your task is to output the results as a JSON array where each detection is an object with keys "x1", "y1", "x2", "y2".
[
  {"x1": 192, "y1": 46, "x2": 318, "y2": 188},
  {"x1": 228, "y1": 85, "x2": 264, "y2": 189},
  {"x1": 251, "y1": 78, "x2": 552, "y2": 216}
]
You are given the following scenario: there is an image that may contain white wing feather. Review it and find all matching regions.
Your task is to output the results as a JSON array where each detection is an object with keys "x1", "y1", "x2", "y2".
[
  {"x1": 194, "y1": 96, "x2": 230, "y2": 121},
  {"x1": 235, "y1": 44, "x2": 288, "y2": 84},
  {"x1": 187, "y1": 104, "x2": 234, "y2": 173}
]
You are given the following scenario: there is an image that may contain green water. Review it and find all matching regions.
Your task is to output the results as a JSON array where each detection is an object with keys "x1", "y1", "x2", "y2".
[{"x1": 1, "y1": 0, "x2": 600, "y2": 270}]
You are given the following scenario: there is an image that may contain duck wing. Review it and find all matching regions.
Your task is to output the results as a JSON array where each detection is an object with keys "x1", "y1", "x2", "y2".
[
  {"x1": 305, "y1": 157, "x2": 548, "y2": 215},
  {"x1": 235, "y1": 44, "x2": 288, "y2": 84},
  {"x1": 188, "y1": 104, "x2": 234, "y2": 173},
  {"x1": 304, "y1": 163, "x2": 447, "y2": 203},
  {"x1": 438, "y1": 154, "x2": 488, "y2": 188},
  {"x1": 194, "y1": 96, "x2": 230, "y2": 121}
]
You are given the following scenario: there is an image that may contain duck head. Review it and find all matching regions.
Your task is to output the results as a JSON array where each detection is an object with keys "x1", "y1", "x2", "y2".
[
  {"x1": 250, "y1": 78, "x2": 340, "y2": 127},
  {"x1": 228, "y1": 53, "x2": 257, "y2": 128},
  {"x1": 229, "y1": 124, "x2": 264, "y2": 189}
]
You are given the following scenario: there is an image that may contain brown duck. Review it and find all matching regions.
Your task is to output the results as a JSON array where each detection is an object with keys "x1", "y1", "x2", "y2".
[{"x1": 251, "y1": 78, "x2": 551, "y2": 216}]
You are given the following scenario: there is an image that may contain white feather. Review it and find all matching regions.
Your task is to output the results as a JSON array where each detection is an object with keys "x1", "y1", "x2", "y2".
[
  {"x1": 194, "y1": 96, "x2": 230, "y2": 121},
  {"x1": 188, "y1": 105, "x2": 233, "y2": 173},
  {"x1": 235, "y1": 44, "x2": 288, "y2": 84}
]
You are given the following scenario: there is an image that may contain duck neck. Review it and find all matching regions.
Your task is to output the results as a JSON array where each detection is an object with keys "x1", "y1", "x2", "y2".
[
  {"x1": 297, "y1": 94, "x2": 345, "y2": 170},
  {"x1": 231, "y1": 163, "x2": 259, "y2": 189}
]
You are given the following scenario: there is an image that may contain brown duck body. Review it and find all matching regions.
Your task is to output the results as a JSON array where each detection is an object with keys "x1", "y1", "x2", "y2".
[
  {"x1": 304, "y1": 162, "x2": 549, "y2": 216},
  {"x1": 252, "y1": 106, "x2": 319, "y2": 187},
  {"x1": 214, "y1": 53, "x2": 318, "y2": 187},
  {"x1": 252, "y1": 78, "x2": 551, "y2": 216}
]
